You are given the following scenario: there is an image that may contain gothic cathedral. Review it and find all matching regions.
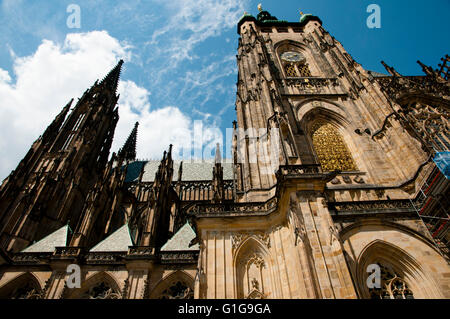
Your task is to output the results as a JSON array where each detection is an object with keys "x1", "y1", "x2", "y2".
[{"x1": 0, "y1": 8, "x2": 449, "y2": 299}]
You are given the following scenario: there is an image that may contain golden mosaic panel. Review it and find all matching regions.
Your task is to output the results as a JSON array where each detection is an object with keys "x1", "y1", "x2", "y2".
[{"x1": 311, "y1": 121, "x2": 357, "y2": 172}]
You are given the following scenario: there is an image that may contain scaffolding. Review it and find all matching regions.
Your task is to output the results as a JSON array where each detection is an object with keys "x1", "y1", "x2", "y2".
[{"x1": 411, "y1": 163, "x2": 450, "y2": 259}]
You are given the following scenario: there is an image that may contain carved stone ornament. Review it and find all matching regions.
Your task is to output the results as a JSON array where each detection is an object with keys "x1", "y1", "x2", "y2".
[
  {"x1": 331, "y1": 177, "x2": 341, "y2": 185},
  {"x1": 81, "y1": 282, "x2": 121, "y2": 299},
  {"x1": 354, "y1": 176, "x2": 365, "y2": 184},
  {"x1": 159, "y1": 281, "x2": 194, "y2": 299},
  {"x1": 231, "y1": 232, "x2": 271, "y2": 251},
  {"x1": 342, "y1": 176, "x2": 352, "y2": 184},
  {"x1": 243, "y1": 252, "x2": 266, "y2": 269}
]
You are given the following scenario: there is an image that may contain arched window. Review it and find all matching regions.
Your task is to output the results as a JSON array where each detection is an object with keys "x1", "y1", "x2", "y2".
[
  {"x1": 0, "y1": 273, "x2": 43, "y2": 299},
  {"x1": 235, "y1": 238, "x2": 273, "y2": 299},
  {"x1": 311, "y1": 121, "x2": 357, "y2": 172},
  {"x1": 369, "y1": 264, "x2": 414, "y2": 299},
  {"x1": 9, "y1": 282, "x2": 42, "y2": 299},
  {"x1": 149, "y1": 271, "x2": 195, "y2": 299}
]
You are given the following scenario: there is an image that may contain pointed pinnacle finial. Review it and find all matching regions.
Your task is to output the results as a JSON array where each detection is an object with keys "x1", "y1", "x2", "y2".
[
  {"x1": 417, "y1": 60, "x2": 436, "y2": 77},
  {"x1": 99, "y1": 59, "x2": 124, "y2": 94},
  {"x1": 118, "y1": 121, "x2": 138, "y2": 161},
  {"x1": 258, "y1": 3, "x2": 262, "y2": 12},
  {"x1": 215, "y1": 143, "x2": 222, "y2": 164},
  {"x1": 381, "y1": 61, "x2": 401, "y2": 77}
]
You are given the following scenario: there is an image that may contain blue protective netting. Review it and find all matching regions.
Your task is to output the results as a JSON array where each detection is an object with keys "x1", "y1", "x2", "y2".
[{"x1": 433, "y1": 152, "x2": 450, "y2": 179}]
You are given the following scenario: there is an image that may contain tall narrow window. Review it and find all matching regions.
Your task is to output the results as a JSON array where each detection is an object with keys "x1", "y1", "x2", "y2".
[
  {"x1": 62, "y1": 113, "x2": 85, "y2": 151},
  {"x1": 284, "y1": 64, "x2": 298, "y2": 77},
  {"x1": 311, "y1": 121, "x2": 357, "y2": 172},
  {"x1": 298, "y1": 63, "x2": 312, "y2": 77}
]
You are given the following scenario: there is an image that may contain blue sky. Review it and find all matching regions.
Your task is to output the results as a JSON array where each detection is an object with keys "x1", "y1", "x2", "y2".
[{"x1": 0, "y1": 0, "x2": 449, "y2": 180}]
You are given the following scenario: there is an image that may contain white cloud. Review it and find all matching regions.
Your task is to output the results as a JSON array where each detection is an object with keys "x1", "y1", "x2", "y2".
[
  {"x1": 0, "y1": 31, "x2": 220, "y2": 181},
  {"x1": 114, "y1": 81, "x2": 223, "y2": 162}
]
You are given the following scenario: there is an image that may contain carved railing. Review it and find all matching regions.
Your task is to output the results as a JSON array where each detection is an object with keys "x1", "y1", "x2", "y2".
[
  {"x1": 127, "y1": 246, "x2": 155, "y2": 257},
  {"x1": 53, "y1": 246, "x2": 83, "y2": 258},
  {"x1": 12, "y1": 252, "x2": 53, "y2": 264},
  {"x1": 178, "y1": 180, "x2": 234, "y2": 201},
  {"x1": 329, "y1": 200, "x2": 414, "y2": 215},
  {"x1": 10, "y1": 247, "x2": 198, "y2": 265},
  {"x1": 376, "y1": 75, "x2": 450, "y2": 101},
  {"x1": 86, "y1": 252, "x2": 126, "y2": 264},
  {"x1": 127, "y1": 182, "x2": 154, "y2": 194},
  {"x1": 160, "y1": 251, "x2": 199, "y2": 264},
  {"x1": 188, "y1": 196, "x2": 278, "y2": 216},
  {"x1": 284, "y1": 77, "x2": 339, "y2": 88}
]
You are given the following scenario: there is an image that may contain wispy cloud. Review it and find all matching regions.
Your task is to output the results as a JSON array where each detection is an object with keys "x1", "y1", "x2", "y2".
[{"x1": 148, "y1": 0, "x2": 246, "y2": 66}]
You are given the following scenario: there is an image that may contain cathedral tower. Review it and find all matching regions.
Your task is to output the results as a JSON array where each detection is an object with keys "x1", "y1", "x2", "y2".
[
  {"x1": 0, "y1": 60, "x2": 124, "y2": 252},
  {"x1": 192, "y1": 6, "x2": 449, "y2": 299}
]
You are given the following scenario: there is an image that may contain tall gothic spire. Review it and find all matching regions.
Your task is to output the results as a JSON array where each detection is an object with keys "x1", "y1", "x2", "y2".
[
  {"x1": 99, "y1": 59, "x2": 124, "y2": 93},
  {"x1": 118, "y1": 122, "x2": 139, "y2": 162}
]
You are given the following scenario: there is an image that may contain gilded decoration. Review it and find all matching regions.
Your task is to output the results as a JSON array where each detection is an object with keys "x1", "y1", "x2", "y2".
[{"x1": 311, "y1": 121, "x2": 357, "y2": 172}]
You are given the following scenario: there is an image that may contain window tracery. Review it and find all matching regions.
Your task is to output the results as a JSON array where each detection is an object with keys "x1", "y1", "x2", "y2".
[
  {"x1": 369, "y1": 264, "x2": 414, "y2": 299},
  {"x1": 311, "y1": 121, "x2": 357, "y2": 172},
  {"x1": 9, "y1": 282, "x2": 42, "y2": 299},
  {"x1": 401, "y1": 102, "x2": 450, "y2": 152},
  {"x1": 81, "y1": 281, "x2": 121, "y2": 299},
  {"x1": 159, "y1": 281, "x2": 194, "y2": 299}
]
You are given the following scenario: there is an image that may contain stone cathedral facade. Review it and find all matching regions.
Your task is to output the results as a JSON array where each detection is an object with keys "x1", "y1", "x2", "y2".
[{"x1": 0, "y1": 8, "x2": 449, "y2": 299}]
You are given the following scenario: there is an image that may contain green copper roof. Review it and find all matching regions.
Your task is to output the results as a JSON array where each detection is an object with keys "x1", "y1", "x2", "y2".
[
  {"x1": 300, "y1": 13, "x2": 313, "y2": 23},
  {"x1": 257, "y1": 10, "x2": 278, "y2": 22},
  {"x1": 22, "y1": 225, "x2": 69, "y2": 253},
  {"x1": 161, "y1": 223, "x2": 199, "y2": 251},
  {"x1": 237, "y1": 12, "x2": 322, "y2": 34},
  {"x1": 239, "y1": 12, "x2": 253, "y2": 22}
]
